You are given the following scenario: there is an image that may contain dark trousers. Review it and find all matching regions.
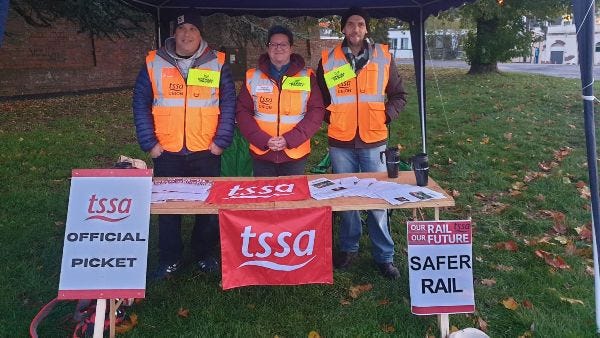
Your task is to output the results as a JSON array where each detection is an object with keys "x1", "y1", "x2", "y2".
[
  {"x1": 153, "y1": 151, "x2": 221, "y2": 263},
  {"x1": 252, "y1": 158, "x2": 307, "y2": 177}
]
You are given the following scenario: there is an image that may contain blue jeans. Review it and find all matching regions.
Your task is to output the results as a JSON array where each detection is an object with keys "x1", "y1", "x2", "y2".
[
  {"x1": 153, "y1": 151, "x2": 221, "y2": 264},
  {"x1": 329, "y1": 145, "x2": 395, "y2": 263}
]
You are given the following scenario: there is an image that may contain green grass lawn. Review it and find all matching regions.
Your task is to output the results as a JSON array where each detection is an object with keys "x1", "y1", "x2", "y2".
[{"x1": 1, "y1": 68, "x2": 598, "y2": 337}]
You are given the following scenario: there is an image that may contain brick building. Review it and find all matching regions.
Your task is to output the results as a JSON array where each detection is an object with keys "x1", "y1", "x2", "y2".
[
  {"x1": 0, "y1": 13, "x2": 155, "y2": 97},
  {"x1": 0, "y1": 13, "x2": 340, "y2": 98}
]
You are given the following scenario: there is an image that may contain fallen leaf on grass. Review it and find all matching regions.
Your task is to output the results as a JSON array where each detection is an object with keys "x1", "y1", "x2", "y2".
[
  {"x1": 534, "y1": 250, "x2": 571, "y2": 269},
  {"x1": 512, "y1": 181, "x2": 525, "y2": 191},
  {"x1": 477, "y1": 317, "x2": 488, "y2": 332},
  {"x1": 522, "y1": 300, "x2": 534, "y2": 309},
  {"x1": 349, "y1": 284, "x2": 373, "y2": 299},
  {"x1": 538, "y1": 161, "x2": 558, "y2": 172},
  {"x1": 494, "y1": 264, "x2": 514, "y2": 272},
  {"x1": 115, "y1": 313, "x2": 138, "y2": 334},
  {"x1": 554, "y1": 146, "x2": 573, "y2": 161},
  {"x1": 480, "y1": 278, "x2": 497, "y2": 286},
  {"x1": 378, "y1": 298, "x2": 390, "y2": 306},
  {"x1": 575, "y1": 224, "x2": 593, "y2": 242},
  {"x1": 553, "y1": 235, "x2": 568, "y2": 245},
  {"x1": 560, "y1": 297, "x2": 584, "y2": 305},
  {"x1": 502, "y1": 297, "x2": 519, "y2": 310},
  {"x1": 308, "y1": 330, "x2": 321, "y2": 338},
  {"x1": 450, "y1": 325, "x2": 459, "y2": 333},
  {"x1": 504, "y1": 132, "x2": 513, "y2": 140},
  {"x1": 474, "y1": 193, "x2": 486, "y2": 200},
  {"x1": 451, "y1": 189, "x2": 460, "y2": 197},
  {"x1": 481, "y1": 202, "x2": 509, "y2": 214},
  {"x1": 586, "y1": 266, "x2": 595, "y2": 276},
  {"x1": 340, "y1": 299, "x2": 351, "y2": 306},
  {"x1": 519, "y1": 330, "x2": 534, "y2": 338},
  {"x1": 381, "y1": 323, "x2": 395, "y2": 333},
  {"x1": 480, "y1": 136, "x2": 490, "y2": 144},
  {"x1": 177, "y1": 308, "x2": 190, "y2": 318},
  {"x1": 577, "y1": 183, "x2": 591, "y2": 200},
  {"x1": 495, "y1": 240, "x2": 519, "y2": 252},
  {"x1": 565, "y1": 242, "x2": 577, "y2": 256}
]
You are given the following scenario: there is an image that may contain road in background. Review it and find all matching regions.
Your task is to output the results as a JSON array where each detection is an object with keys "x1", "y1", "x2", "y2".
[{"x1": 396, "y1": 59, "x2": 599, "y2": 79}]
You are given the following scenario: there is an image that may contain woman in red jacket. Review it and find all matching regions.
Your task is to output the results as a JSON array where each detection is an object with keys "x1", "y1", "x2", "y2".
[{"x1": 236, "y1": 25, "x2": 325, "y2": 176}]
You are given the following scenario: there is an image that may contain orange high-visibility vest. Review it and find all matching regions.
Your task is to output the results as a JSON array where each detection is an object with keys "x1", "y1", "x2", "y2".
[
  {"x1": 246, "y1": 68, "x2": 312, "y2": 159},
  {"x1": 321, "y1": 44, "x2": 390, "y2": 142},
  {"x1": 146, "y1": 50, "x2": 225, "y2": 152}
]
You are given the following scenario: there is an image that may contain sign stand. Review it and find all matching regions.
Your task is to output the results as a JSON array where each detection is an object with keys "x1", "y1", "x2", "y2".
[
  {"x1": 92, "y1": 299, "x2": 106, "y2": 338},
  {"x1": 435, "y1": 207, "x2": 449, "y2": 338},
  {"x1": 438, "y1": 313, "x2": 449, "y2": 338}
]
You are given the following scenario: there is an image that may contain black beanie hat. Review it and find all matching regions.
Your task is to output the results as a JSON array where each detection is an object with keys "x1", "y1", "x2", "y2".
[
  {"x1": 341, "y1": 7, "x2": 370, "y2": 31},
  {"x1": 174, "y1": 10, "x2": 203, "y2": 31}
]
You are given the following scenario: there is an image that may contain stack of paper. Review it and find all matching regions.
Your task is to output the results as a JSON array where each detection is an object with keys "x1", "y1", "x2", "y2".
[
  {"x1": 152, "y1": 178, "x2": 212, "y2": 203},
  {"x1": 308, "y1": 176, "x2": 446, "y2": 205}
]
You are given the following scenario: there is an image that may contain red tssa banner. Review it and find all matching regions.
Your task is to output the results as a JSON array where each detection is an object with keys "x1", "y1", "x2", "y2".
[
  {"x1": 206, "y1": 176, "x2": 310, "y2": 204},
  {"x1": 219, "y1": 207, "x2": 332, "y2": 290}
]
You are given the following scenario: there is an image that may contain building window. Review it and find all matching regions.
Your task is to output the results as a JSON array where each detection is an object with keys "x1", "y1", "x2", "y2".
[
  {"x1": 435, "y1": 37, "x2": 443, "y2": 49},
  {"x1": 596, "y1": 42, "x2": 600, "y2": 52},
  {"x1": 400, "y1": 38, "x2": 410, "y2": 50},
  {"x1": 389, "y1": 38, "x2": 398, "y2": 50}
]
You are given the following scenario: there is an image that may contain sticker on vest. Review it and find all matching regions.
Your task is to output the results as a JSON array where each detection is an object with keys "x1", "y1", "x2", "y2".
[
  {"x1": 255, "y1": 85, "x2": 274, "y2": 93},
  {"x1": 187, "y1": 69, "x2": 220, "y2": 88},
  {"x1": 324, "y1": 63, "x2": 356, "y2": 88},
  {"x1": 282, "y1": 76, "x2": 310, "y2": 91}
]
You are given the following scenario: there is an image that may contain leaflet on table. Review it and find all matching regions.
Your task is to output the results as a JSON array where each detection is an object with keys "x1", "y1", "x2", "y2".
[
  {"x1": 375, "y1": 183, "x2": 446, "y2": 205},
  {"x1": 308, "y1": 177, "x2": 350, "y2": 200},
  {"x1": 151, "y1": 178, "x2": 212, "y2": 202}
]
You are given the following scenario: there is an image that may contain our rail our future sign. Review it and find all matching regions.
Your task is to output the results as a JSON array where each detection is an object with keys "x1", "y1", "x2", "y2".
[{"x1": 407, "y1": 220, "x2": 475, "y2": 315}]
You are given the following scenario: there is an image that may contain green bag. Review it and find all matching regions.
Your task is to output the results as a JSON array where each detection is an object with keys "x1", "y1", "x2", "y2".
[{"x1": 220, "y1": 126, "x2": 253, "y2": 177}]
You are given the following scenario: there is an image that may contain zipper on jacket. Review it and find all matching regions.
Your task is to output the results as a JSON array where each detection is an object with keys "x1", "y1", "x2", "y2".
[{"x1": 275, "y1": 77, "x2": 284, "y2": 162}]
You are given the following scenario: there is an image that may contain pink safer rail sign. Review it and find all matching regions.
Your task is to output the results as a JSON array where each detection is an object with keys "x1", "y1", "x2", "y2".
[
  {"x1": 407, "y1": 220, "x2": 475, "y2": 315},
  {"x1": 58, "y1": 169, "x2": 153, "y2": 299}
]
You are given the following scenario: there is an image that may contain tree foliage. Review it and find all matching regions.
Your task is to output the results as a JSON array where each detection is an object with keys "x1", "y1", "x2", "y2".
[
  {"x1": 201, "y1": 14, "x2": 316, "y2": 48},
  {"x1": 461, "y1": 0, "x2": 570, "y2": 73},
  {"x1": 10, "y1": 0, "x2": 150, "y2": 38}
]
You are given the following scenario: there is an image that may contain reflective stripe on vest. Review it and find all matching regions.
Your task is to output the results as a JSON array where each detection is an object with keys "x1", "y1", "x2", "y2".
[
  {"x1": 321, "y1": 44, "x2": 390, "y2": 142},
  {"x1": 146, "y1": 50, "x2": 224, "y2": 152},
  {"x1": 246, "y1": 68, "x2": 312, "y2": 159}
]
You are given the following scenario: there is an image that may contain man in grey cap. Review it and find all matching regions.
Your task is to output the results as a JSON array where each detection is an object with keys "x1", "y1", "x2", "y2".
[
  {"x1": 316, "y1": 7, "x2": 407, "y2": 279},
  {"x1": 133, "y1": 10, "x2": 236, "y2": 280}
]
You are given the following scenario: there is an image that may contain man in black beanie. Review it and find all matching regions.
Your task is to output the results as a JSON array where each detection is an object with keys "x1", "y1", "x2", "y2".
[
  {"x1": 133, "y1": 9, "x2": 236, "y2": 280},
  {"x1": 316, "y1": 7, "x2": 407, "y2": 279}
]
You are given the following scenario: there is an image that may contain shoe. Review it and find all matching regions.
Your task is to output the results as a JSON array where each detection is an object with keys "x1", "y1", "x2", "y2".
[
  {"x1": 333, "y1": 252, "x2": 358, "y2": 270},
  {"x1": 197, "y1": 256, "x2": 220, "y2": 273},
  {"x1": 151, "y1": 261, "x2": 182, "y2": 281},
  {"x1": 377, "y1": 262, "x2": 400, "y2": 280}
]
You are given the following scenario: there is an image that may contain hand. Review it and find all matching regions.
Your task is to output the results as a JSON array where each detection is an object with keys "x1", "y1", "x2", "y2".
[
  {"x1": 149, "y1": 143, "x2": 164, "y2": 158},
  {"x1": 209, "y1": 142, "x2": 224, "y2": 155},
  {"x1": 267, "y1": 136, "x2": 287, "y2": 151}
]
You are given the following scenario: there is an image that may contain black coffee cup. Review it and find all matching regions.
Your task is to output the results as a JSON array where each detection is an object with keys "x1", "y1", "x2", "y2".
[
  {"x1": 410, "y1": 152, "x2": 429, "y2": 186},
  {"x1": 380, "y1": 147, "x2": 400, "y2": 178}
]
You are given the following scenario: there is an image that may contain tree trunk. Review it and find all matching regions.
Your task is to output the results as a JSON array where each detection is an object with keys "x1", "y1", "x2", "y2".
[
  {"x1": 467, "y1": 17, "x2": 500, "y2": 74},
  {"x1": 468, "y1": 63, "x2": 498, "y2": 74}
]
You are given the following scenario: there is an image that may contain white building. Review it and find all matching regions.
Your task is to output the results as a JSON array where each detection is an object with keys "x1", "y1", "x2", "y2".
[
  {"x1": 540, "y1": 16, "x2": 600, "y2": 64},
  {"x1": 388, "y1": 29, "x2": 413, "y2": 59}
]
